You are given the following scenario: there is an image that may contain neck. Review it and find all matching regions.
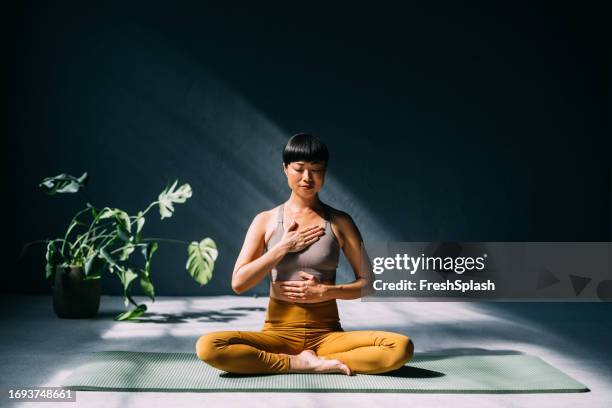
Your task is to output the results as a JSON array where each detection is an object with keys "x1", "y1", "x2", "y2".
[{"x1": 286, "y1": 192, "x2": 322, "y2": 212}]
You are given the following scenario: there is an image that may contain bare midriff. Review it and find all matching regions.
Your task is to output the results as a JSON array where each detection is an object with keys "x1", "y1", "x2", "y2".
[{"x1": 269, "y1": 278, "x2": 336, "y2": 304}]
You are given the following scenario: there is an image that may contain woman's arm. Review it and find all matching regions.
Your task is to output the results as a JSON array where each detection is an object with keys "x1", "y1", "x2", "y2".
[
  {"x1": 323, "y1": 212, "x2": 376, "y2": 300},
  {"x1": 231, "y1": 212, "x2": 289, "y2": 294},
  {"x1": 277, "y1": 210, "x2": 376, "y2": 301},
  {"x1": 232, "y1": 211, "x2": 325, "y2": 294}
]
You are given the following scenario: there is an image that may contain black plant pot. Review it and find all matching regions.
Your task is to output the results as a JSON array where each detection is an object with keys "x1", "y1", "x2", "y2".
[{"x1": 53, "y1": 266, "x2": 101, "y2": 318}]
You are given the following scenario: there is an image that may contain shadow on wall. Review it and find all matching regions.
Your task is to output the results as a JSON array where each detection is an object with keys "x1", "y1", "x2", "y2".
[
  {"x1": 14, "y1": 9, "x2": 609, "y2": 297},
  {"x1": 21, "y1": 24, "x2": 394, "y2": 297}
]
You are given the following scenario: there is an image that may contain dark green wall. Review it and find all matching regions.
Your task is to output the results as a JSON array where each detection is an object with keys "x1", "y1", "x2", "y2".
[{"x1": 6, "y1": 1, "x2": 610, "y2": 296}]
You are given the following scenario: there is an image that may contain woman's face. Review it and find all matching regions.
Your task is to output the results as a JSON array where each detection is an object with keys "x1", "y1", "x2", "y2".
[{"x1": 283, "y1": 161, "x2": 326, "y2": 196}]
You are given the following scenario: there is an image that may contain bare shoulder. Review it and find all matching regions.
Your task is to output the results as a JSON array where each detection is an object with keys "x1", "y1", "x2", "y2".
[
  {"x1": 253, "y1": 205, "x2": 283, "y2": 243},
  {"x1": 326, "y1": 205, "x2": 362, "y2": 246},
  {"x1": 326, "y1": 205, "x2": 353, "y2": 226},
  {"x1": 250, "y1": 207, "x2": 275, "y2": 228},
  {"x1": 252, "y1": 207, "x2": 274, "y2": 223}
]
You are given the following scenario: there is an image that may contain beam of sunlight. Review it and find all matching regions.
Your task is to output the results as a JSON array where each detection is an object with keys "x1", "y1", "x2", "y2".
[
  {"x1": 69, "y1": 24, "x2": 395, "y2": 290},
  {"x1": 338, "y1": 300, "x2": 501, "y2": 328},
  {"x1": 98, "y1": 296, "x2": 269, "y2": 340},
  {"x1": 100, "y1": 327, "x2": 167, "y2": 339}
]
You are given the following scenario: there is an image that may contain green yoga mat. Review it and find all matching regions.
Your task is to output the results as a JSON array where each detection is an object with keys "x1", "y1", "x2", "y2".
[{"x1": 60, "y1": 351, "x2": 589, "y2": 393}]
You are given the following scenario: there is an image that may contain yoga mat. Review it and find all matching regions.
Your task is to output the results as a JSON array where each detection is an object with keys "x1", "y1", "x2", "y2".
[{"x1": 60, "y1": 351, "x2": 589, "y2": 393}]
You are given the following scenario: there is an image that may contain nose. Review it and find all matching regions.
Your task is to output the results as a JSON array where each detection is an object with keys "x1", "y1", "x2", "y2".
[{"x1": 302, "y1": 170, "x2": 313, "y2": 182}]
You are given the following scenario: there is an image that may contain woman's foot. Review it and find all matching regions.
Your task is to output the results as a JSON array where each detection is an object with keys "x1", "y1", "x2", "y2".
[{"x1": 285, "y1": 350, "x2": 352, "y2": 375}]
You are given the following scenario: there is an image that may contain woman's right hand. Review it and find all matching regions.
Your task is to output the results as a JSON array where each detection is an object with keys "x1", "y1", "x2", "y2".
[{"x1": 280, "y1": 220, "x2": 325, "y2": 253}]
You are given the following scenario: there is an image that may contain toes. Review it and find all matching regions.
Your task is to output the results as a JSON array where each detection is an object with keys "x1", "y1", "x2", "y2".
[
  {"x1": 341, "y1": 364, "x2": 352, "y2": 375},
  {"x1": 329, "y1": 360, "x2": 351, "y2": 375},
  {"x1": 333, "y1": 360, "x2": 351, "y2": 375}
]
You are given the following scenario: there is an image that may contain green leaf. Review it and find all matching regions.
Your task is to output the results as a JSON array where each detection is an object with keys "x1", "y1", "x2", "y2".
[
  {"x1": 141, "y1": 242, "x2": 158, "y2": 261},
  {"x1": 84, "y1": 251, "x2": 106, "y2": 278},
  {"x1": 114, "y1": 210, "x2": 131, "y2": 233},
  {"x1": 99, "y1": 208, "x2": 133, "y2": 243},
  {"x1": 97, "y1": 207, "x2": 115, "y2": 220},
  {"x1": 120, "y1": 268, "x2": 138, "y2": 292},
  {"x1": 158, "y1": 180, "x2": 192, "y2": 220},
  {"x1": 116, "y1": 226, "x2": 131, "y2": 243},
  {"x1": 77, "y1": 172, "x2": 88, "y2": 184},
  {"x1": 119, "y1": 244, "x2": 135, "y2": 261},
  {"x1": 141, "y1": 242, "x2": 158, "y2": 262},
  {"x1": 99, "y1": 247, "x2": 119, "y2": 273},
  {"x1": 134, "y1": 243, "x2": 158, "y2": 303},
  {"x1": 141, "y1": 242, "x2": 158, "y2": 276},
  {"x1": 135, "y1": 211, "x2": 145, "y2": 242},
  {"x1": 140, "y1": 272, "x2": 155, "y2": 302},
  {"x1": 118, "y1": 268, "x2": 138, "y2": 308},
  {"x1": 186, "y1": 238, "x2": 217, "y2": 286},
  {"x1": 89, "y1": 204, "x2": 98, "y2": 218},
  {"x1": 39, "y1": 172, "x2": 88, "y2": 195},
  {"x1": 114, "y1": 304, "x2": 147, "y2": 321}
]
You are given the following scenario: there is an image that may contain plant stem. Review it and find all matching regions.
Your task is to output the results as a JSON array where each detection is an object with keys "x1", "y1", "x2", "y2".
[
  {"x1": 109, "y1": 243, "x2": 148, "y2": 256},
  {"x1": 90, "y1": 229, "x2": 111, "y2": 242},
  {"x1": 100, "y1": 236, "x2": 118, "y2": 252},
  {"x1": 71, "y1": 224, "x2": 112, "y2": 252},
  {"x1": 61, "y1": 207, "x2": 92, "y2": 254},
  {"x1": 140, "y1": 238, "x2": 188, "y2": 245},
  {"x1": 126, "y1": 292, "x2": 139, "y2": 307},
  {"x1": 79, "y1": 201, "x2": 159, "y2": 257},
  {"x1": 140, "y1": 201, "x2": 159, "y2": 218}
]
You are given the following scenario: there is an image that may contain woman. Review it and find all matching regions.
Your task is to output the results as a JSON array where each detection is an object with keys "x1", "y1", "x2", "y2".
[{"x1": 196, "y1": 133, "x2": 414, "y2": 375}]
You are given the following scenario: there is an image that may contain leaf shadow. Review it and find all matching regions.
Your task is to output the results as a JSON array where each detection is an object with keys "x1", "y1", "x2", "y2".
[{"x1": 96, "y1": 306, "x2": 266, "y2": 323}]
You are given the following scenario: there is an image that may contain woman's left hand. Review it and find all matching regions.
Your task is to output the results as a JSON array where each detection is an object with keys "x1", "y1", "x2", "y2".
[{"x1": 280, "y1": 272, "x2": 331, "y2": 301}]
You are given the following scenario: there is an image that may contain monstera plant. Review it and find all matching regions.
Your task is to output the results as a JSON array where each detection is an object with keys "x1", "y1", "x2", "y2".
[{"x1": 21, "y1": 172, "x2": 217, "y2": 321}]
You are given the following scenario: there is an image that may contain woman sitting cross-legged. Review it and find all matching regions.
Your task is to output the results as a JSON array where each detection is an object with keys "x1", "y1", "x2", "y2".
[{"x1": 196, "y1": 133, "x2": 414, "y2": 375}]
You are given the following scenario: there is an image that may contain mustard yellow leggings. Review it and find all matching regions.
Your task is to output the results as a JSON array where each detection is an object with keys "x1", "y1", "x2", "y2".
[{"x1": 195, "y1": 296, "x2": 414, "y2": 374}]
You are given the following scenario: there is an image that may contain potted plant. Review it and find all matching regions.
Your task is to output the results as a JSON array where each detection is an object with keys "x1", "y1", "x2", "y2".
[{"x1": 20, "y1": 172, "x2": 217, "y2": 321}]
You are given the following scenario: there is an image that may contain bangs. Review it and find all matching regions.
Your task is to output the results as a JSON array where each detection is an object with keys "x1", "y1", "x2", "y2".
[{"x1": 283, "y1": 133, "x2": 329, "y2": 166}]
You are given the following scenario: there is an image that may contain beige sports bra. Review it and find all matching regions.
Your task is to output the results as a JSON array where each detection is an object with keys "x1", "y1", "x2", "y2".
[{"x1": 265, "y1": 203, "x2": 340, "y2": 282}]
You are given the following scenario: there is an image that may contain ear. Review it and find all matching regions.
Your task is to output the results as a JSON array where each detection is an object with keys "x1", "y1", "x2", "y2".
[{"x1": 282, "y1": 163, "x2": 288, "y2": 176}]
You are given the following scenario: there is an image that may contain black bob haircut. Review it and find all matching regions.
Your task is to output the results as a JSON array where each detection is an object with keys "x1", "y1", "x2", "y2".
[{"x1": 282, "y1": 133, "x2": 329, "y2": 167}]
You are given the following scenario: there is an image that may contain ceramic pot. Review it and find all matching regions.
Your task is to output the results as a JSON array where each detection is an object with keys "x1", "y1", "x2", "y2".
[{"x1": 52, "y1": 265, "x2": 101, "y2": 318}]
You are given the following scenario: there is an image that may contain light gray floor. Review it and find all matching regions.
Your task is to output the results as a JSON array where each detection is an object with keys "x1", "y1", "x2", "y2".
[{"x1": 1, "y1": 295, "x2": 611, "y2": 408}]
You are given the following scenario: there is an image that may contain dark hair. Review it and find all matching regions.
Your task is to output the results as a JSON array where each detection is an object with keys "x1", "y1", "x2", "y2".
[{"x1": 282, "y1": 133, "x2": 329, "y2": 167}]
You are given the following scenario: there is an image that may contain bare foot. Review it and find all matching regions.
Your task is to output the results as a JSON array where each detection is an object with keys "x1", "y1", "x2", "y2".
[
  {"x1": 285, "y1": 350, "x2": 352, "y2": 375},
  {"x1": 298, "y1": 350, "x2": 320, "y2": 363}
]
